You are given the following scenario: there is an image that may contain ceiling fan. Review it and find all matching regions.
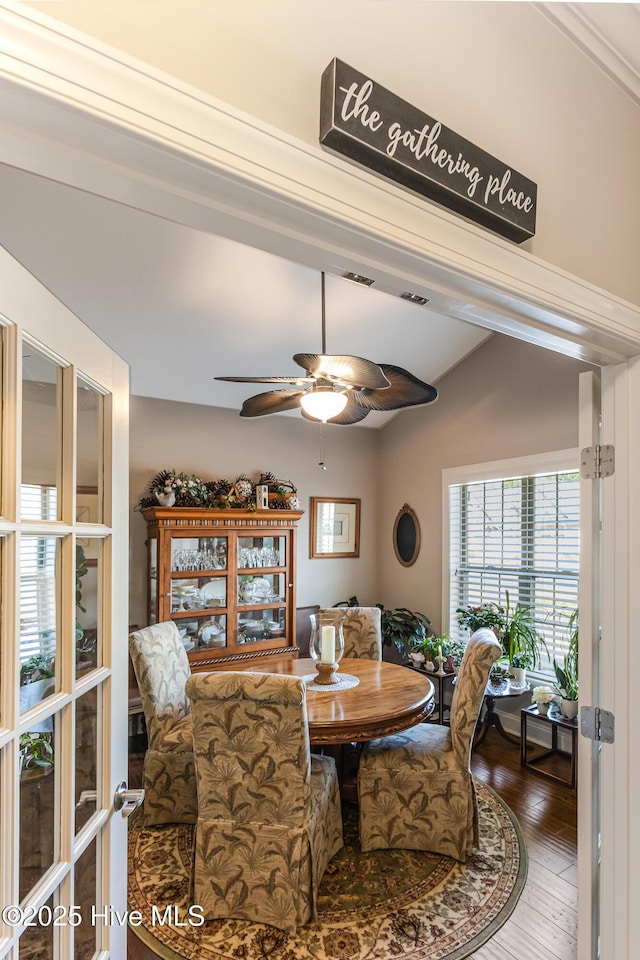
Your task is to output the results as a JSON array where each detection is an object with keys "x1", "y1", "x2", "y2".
[{"x1": 215, "y1": 273, "x2": 438, "y2": 424}]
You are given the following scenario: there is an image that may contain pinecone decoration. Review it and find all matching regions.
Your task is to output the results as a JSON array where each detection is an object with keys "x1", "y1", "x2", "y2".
[
  {"x1": 235, "y1": 477, "x2": 253, "y2": 500},
  {"x1": 270, "y1": 497, "x2": 290, "y2": 510}
]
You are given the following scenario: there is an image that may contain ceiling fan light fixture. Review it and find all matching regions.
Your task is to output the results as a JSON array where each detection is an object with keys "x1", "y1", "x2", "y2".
[{"x1": 300, "y1": 386, "x2": 348, "y2": 422}]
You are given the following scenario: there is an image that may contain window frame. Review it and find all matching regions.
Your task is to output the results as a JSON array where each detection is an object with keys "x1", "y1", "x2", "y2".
[{"x1": 442, "y1": 448, "x2": 579, "y2": 683}]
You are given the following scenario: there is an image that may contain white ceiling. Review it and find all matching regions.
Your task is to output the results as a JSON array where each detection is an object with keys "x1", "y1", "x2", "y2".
[
  {"x1": 0, "y1": 162, "x2": 490, "y2": 428},
  {"x1": 0, "y1": 3, "x2": 638, "y2": 428}
]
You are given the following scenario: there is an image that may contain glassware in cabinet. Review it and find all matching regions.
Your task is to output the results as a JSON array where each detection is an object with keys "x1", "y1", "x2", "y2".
[{"x1": 143, "y1": 506, "x2": 302, "y2": 668}]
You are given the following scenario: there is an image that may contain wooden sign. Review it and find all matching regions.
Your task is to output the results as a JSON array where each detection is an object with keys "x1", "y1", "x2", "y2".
[{"x1": 320, "y1": 59, "x2": 537, "y2": 244}]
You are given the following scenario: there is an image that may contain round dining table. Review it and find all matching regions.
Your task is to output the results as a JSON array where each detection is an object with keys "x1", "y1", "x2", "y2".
[{"x1": 239, "y1": 656, "x2": 435, "y2": 744}]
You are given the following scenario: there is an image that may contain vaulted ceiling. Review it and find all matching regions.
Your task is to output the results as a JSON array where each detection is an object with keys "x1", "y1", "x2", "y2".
[{"x1": 1, "y1": 2, "x2": 637, "y2": 427}]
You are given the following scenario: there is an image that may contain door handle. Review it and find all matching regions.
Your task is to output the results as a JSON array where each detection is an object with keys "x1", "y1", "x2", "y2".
[
  {"x1": 76, "y1": 790, "x2": 98, "y2": 810},
  {"x1": 113, "y1": 781, "x2": 145, "y2": 819}
]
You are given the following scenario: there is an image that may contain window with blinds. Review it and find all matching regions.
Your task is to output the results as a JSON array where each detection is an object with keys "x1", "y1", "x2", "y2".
[
  {"x1": 448, "y1": 468, "x2": 579, "y2": 676},
  {"x1": 20, "y1": 485, "x2": 58, "y2": 663}
]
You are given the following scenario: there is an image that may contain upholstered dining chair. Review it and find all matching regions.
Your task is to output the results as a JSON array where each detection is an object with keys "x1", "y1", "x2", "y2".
[
  {"x1": 128, "y1": 622, "x2": 197, "y2": 825},
  {"x1": 318, "y1": 606, "x2": 383, "y2": 660},
  {"x1": 185, "y1": 671, "x2": 344, "y2": 933},
  {"x1": 357, "y1": 627, "x2": 502, "y2": 861}
]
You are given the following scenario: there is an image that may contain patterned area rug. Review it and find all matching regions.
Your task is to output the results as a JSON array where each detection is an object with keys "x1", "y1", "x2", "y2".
[{"x1": 128, "y1": 780, "x2": 526, "y2": 960}]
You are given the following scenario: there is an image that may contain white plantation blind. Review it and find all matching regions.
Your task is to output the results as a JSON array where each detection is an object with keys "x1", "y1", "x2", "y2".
[
  {"x1": 20, "y1": 485, "x2": 58, "y2": 662},
  {"x1": 448, "y1": 468, "x2": 579, "y2": 675}
]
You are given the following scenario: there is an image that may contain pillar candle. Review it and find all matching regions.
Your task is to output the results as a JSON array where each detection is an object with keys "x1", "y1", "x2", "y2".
[
  {"x1": 437, "y1": 644, "x2": 442, "y2": 661},
  {"x1": 321, "y1": 625, "x2": 336, "y2": 663}
]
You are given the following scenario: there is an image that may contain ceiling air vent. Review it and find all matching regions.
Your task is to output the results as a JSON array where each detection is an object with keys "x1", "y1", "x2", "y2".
[
  {"x1": 401, "y1": 292, "x2": 430, "y2": 305},
  {"x1": 342, "y1": 272, "x2": 375, "y2": 286}
]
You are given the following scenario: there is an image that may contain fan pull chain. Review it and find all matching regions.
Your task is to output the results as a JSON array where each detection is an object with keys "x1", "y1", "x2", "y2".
[
  {"x1": 321, "y1": 271, "x2": 327, "y2": 355},
  {"x1": 318, "y1": 422, "x2": 327, "y2": 470}
]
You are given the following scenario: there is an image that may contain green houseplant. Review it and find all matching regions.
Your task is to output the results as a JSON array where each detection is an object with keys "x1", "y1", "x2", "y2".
[
  {"x1": 457, "y1": 591, "x2": 547, "y2": 671},
  {"x1": 377, "y1": 605, "x2": 432, "y2": 658},
  {"x1": 334, "y1": 596, "x2": 432, "y2": 659},
  {"x1": 554, "y1": 608, "x2": 578, "y2": 718},
  {"x1": 19, "y1": 731, "x2": 54, "y2": 777}
]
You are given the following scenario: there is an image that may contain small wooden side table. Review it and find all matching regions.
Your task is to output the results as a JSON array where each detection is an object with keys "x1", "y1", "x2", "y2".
[
  {"x1": 473, "y1": 679, "x2": 526, "y2": 748},
  {"x1": 520, "y1": 703, "x2": 578, "y2": 789},
  {"x1": 404, "y1": 665, "x2": 455, "y2": 725}
]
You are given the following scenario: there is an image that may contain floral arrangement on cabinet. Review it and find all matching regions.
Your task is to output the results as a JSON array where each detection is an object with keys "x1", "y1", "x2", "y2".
[{"x1": 137, "y1": 469, "x2": 300, "y2": 511}]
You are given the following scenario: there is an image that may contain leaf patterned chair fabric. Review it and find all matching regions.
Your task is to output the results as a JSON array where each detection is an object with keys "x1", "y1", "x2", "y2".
[
  {"x1": 318, "y1": 606, "x2": 383, "y2": 660},
  {"x1": 128, "y1": 622, "x2": 197, "y2": 825},
  {"x1": 357, "y1": 628, "x2": 502, "y2": 861},
  {"x1": 185, "y1": 671, "x2": 344, "y2": 933}
]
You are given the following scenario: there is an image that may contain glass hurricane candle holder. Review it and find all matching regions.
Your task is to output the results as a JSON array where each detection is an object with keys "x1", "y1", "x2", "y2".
[{"x1": 309, "y1": 612, "x2": 345, "y2": 685}]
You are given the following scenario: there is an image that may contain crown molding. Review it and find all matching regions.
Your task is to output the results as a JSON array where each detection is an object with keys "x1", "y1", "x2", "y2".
[{"x1": 535, "y1": 2, "x2": 640, "y2": 108}]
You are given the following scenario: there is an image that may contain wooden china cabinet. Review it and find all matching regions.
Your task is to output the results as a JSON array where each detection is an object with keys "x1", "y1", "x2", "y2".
[{"x1": 142, "y1": 506, "x2": 303, "y2": 672}]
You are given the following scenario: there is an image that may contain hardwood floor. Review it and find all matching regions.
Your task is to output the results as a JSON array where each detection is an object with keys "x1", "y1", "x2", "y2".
[
  {"x1": 470, "y1": 731, "x2": 577, "y2": 960},
  {"x1": 127, "y1": 728, "x2": 577, "y2": 959}
]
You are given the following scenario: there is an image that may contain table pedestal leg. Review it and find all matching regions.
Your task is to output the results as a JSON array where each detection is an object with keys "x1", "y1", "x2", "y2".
[{"x1": 473, "y1": 694, "x2": 521, "y2": 749}]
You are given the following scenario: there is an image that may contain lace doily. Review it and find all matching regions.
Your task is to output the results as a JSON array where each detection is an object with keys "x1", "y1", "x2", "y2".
[{"x1": 302, "y1": 672, "x2": 360, "y2": 692}]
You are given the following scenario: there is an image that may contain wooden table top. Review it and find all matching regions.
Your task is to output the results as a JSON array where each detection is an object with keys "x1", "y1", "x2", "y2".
[{"x1": 239, "y1": 657, "x2": 435, "y2": 745}]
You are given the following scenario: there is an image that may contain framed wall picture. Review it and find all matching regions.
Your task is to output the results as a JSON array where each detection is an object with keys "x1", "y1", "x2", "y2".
[{"x1": 310, "y1": 497, "x2": 361, "y2": 558}]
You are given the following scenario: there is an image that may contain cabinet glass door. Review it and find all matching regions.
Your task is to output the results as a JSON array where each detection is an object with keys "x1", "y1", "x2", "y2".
[
  {"x1": 238, "y1": 535, "x2": 286, "y2": 569},
  {"x1": 237, "y1": 606, "x2": 287, "y2": 645},
  {"x1": 171, "y1": 535, "x2": 227, "y2": 572},
  {"x1": 170, "y1": 535, "x2": 228, "y2": 653}
]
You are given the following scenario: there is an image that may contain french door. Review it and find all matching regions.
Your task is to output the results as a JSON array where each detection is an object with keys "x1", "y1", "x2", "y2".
[{"x1": 0, "y1": 247, "x2": 130, "y2": 958}]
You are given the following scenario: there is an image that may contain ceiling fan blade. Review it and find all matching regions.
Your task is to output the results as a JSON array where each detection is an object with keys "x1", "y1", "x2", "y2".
[
  {"x1": 293, "y1": 354, "x2": 390, "y2": 389},
  {"x1": 216, "y1": 375, "x2": 312, "y2": 384},
  {"x1": 352, "y1": 364, "x2": 438, "y2": 411},
  {"x1": 239, "y1": 389, "x2": 306, "y2": 417}
]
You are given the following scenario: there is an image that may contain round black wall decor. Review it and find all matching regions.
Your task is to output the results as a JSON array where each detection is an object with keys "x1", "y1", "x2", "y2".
[{"x1": 393, "y1": 504, "x2": 421, "y2": 567}]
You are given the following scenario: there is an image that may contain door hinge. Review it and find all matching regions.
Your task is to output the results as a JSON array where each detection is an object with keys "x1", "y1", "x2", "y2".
[
  {"x1": 580, "y1": 444, "x2": 615, "y2": 479},
  {"x1": 580, "y1": 705, "x2": 615, "y2": 743}
]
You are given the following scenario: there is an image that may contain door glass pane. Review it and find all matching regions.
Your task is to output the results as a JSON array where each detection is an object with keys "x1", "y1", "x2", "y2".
[
  {"x1": 22, "y1": 344, "x2": 61, "y2": 519},
  {"x1": 76, "y1": 377, "x2": 103, "y2": 523},
  {"x1": 75, "y1": 837, "x2": 98, "y2": 959},
  {"x1": 18, "y1": 893, "x2": 54, "y2": 960},
  {"x1": 0, "y1": 539, "x2": 3, "y2": 722},
  {"x1": 0, "y1": 328, "x2": 3, "y2": 517},
  {"x1": 76, "y1": 540, "x2": 101, "y2": 677},
  {"x1": 75, "y1": 687, "x2": 99, "y2": 834},
  {"x1": 19, "y1": 721, "x2": 56, "y2": 900},
  {"x1": 19, "y1": 536, "x2": 58, "y2": 712}
]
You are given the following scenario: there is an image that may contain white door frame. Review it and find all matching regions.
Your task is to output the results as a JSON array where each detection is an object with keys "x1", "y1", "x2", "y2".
[
  {"x1": 0, "y1": 5, "x2": 639, "y2": 957},
  {"x1": 598, "y1": 358, "x2": 640, "y2": 959},
  {"x1": 0, "y1": 246, "x2": 130, "y2": 956}
]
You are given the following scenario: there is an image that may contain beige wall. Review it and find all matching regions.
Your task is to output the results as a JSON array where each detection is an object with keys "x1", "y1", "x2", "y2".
[
  {"x1": 129, "y1": 396, "x2": 379, "y2": 627},
  {"x1": 377, "y1": 333, "x2": 595, "y2": 633},
  {"x1": 30, "y1": 1, "x2": 640, "y2": 305},
  {"x1": 130, "y1": 333, "x2": 591, "y2": 635}
]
